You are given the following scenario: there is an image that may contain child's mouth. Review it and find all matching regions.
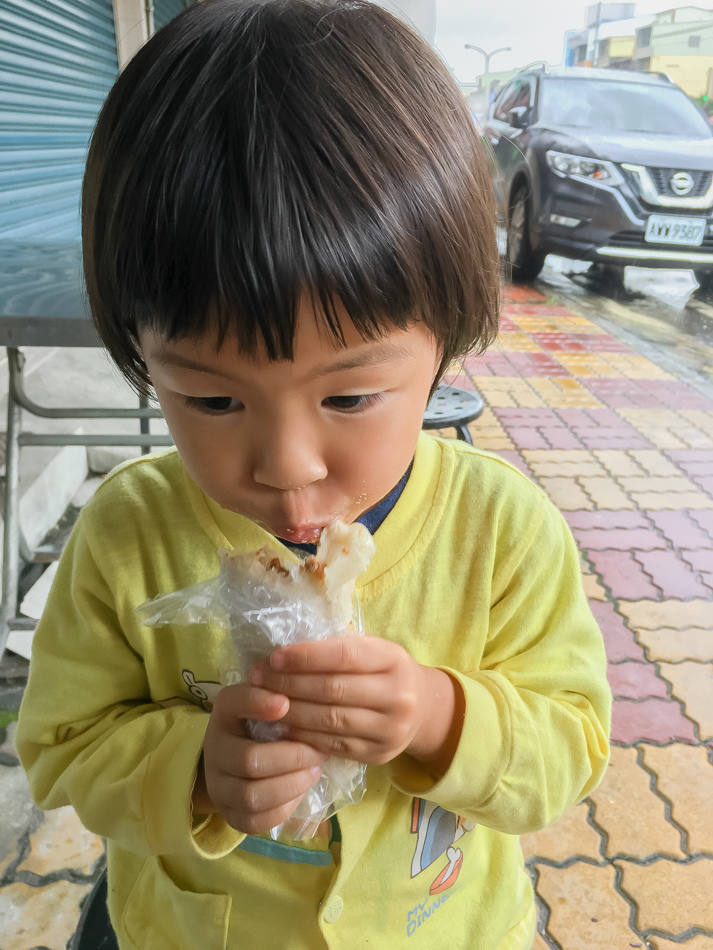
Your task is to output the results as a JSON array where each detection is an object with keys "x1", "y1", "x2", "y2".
[{"x1": 274, "y1": 523, "x2": 327, "y2": 544}]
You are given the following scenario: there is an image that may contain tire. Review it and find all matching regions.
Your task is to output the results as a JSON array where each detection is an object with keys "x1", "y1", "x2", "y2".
[
  {"x1": 506, "y1": 187, "x2": 546, "y2": 283},
  {"x1": 694, "y1": 270, "x2": 713, "y2": 294}
]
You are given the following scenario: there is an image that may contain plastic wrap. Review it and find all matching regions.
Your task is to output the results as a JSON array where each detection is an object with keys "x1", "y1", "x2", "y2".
[{"x1": 136, "y1": 521, "x2": 375, "y2": 841}]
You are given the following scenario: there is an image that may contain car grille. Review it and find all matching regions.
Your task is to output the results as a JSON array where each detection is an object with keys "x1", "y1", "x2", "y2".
[
  {"x1": 608, "y1": 229, "x2": 713, "y2": 250},
  {"x1": 645, "y1": 167, "x2": 712, "y2": 199}
]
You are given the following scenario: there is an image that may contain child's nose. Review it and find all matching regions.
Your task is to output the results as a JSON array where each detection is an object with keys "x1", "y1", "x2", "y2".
[{"x1": 252, "y1": 422, "x2": 328, "y2": 491}]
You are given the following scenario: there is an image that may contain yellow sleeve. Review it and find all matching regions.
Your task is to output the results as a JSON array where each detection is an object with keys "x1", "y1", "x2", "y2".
[
  {"x1": 389, "y1": 495, "x2": 611, "y2": 834},
  {"x1": 15, "y1": 514, "x2": 243, "y2": 859}
]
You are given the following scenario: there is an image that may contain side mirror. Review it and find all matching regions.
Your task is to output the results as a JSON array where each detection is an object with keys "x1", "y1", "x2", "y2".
[{"x1": 507, "y1": 106, "x2": 528, "y2": 129}]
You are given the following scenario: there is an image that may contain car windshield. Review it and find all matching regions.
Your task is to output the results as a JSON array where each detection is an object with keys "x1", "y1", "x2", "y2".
[{"x1": 539, "y1": 78, "x2": 711, "y2": 138}]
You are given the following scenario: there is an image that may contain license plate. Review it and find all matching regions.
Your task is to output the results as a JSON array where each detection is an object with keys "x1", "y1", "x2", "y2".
[{"x1": 644, "y1": 214, "x2": 706, "y2": 246}]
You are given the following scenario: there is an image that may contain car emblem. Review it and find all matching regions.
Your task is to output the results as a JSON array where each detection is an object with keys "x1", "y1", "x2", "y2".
[{"x1": 670, "y1": 172, "x2": 695, "y2": 196}]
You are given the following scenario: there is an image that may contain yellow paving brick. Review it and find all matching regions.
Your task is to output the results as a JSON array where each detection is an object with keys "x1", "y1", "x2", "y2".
[
  {"x1": 593, "y1": 451, "x2": 646, "y2": 478},
  {"x1": 538, "y1": 477, "x2": 594, "y2": 511},
  {"x1": 658, "y1": 662, "x2": 713, "y2": 739},
  {"x1": 628, "y1": 451, "x2": 685, "y2": 478},
  {"x1": 468, "y1": 408, "x2": 514, "y2": 450},
  {"x1": 600, "y1": 353, "x2": 672, "y2": 379},
  {"x1": 17, "y1": 806, "x2": 103, "y2": 876},
  {"x1": 553, "y1": 353, "x2": 623, "y2": 377},
  {"x1": 521, "y1": 801, "x2": 603, "y2": 862},
  {"x1": 617, "y1": 857, "x2": 713, "y2": 933},
  {"x1": 506, "y1": 316, "x2": 562, "y2": 333},
  {"x1": 648, "y1": 937, "x2": 713, "y2": 950},
  {"x1": 619, "y1": 600, "x2": 713, "y2": 630},
  {"x1": 494, "y1": 332, "x2": 543, "y2": 352},
  {"x1": 523, "y1": 450, "x2": 606, "y2": 478},
  {"x1": 641, "y1": 744, "x2": 713, "y2": 854},
  {"x1": 471, "y1": 377, "x2": 545, "y2": 409},
  {"x1": 579, "y1": 477, "x2": 637, "y2": 510},
  {"x1": 680, "y1": 410, "x2": 713, "y2": 439},
  {"x1": 0, "y1": 879, "x2": 92, "y2": 950},
  {"x1": 582, "y1": 572, "x2": 607, "y2": 600},
  {"x1": 528, "y1": 377, "x2": 604, "y2": 408},
  {"x1": 618, "y1": 476, "x2": 701, "y2": 494},
  {"x1": 637, "y1": 627, "x2": 713, "y2": 662},
  {"x1": 616, "y1": 410, "x2": 710, "y2": 450},
  {"x1": 549, "y1": 315, "x2": 607, "y2": 333},
  {"x1": 537, "y1": 862, "x2": 640, "y2": 949},
  {"x1": 531, "y1": 931, "x2": 552, "y2": 950},
  {"x1": 630, "y1": 491, "x2": 713, "y2": 510},
  {"x1": 589, "y1": 747, "x2": 684, "y2": 859}
]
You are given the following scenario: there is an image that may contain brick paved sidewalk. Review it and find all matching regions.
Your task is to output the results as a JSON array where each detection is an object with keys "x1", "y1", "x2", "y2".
[{"x1": 1, "y1": 282, "x2": 712, "y2": 949}]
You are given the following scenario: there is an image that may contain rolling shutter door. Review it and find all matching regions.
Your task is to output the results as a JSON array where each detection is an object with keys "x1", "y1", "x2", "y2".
[
  {"x1": 0, "y1": 0, "x2": 118, "y2": 240},
  {"x1": 153, "y1": 0, "x2": 194, "y2": 32}
]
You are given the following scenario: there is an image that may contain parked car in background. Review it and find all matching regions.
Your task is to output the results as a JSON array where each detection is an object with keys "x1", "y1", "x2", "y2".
[{"x1": 482, "y1": 66, "x2": 713, "y2": 288}]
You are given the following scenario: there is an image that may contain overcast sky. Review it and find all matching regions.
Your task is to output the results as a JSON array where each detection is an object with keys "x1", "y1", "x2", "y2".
[{"x1": 434, "y1": 0, "x2": 696, "y2": 82}]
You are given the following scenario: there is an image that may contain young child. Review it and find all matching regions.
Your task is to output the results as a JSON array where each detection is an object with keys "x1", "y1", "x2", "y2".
[{"x1": 16, "y1": 1, "x2": 611, "y2": 947}]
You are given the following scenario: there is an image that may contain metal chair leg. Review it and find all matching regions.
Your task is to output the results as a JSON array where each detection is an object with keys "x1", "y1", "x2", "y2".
[
  {"x1": 0, "y1": 350, "x2": 24, "y2": 658},
  {"x1": 456, "y1": 425, "x2": 473, "y2": 445}
]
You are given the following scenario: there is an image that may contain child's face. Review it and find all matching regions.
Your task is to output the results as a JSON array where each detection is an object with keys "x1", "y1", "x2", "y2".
[{"x1": 140, "y1": 298, "x2": 440, "y2": 543}]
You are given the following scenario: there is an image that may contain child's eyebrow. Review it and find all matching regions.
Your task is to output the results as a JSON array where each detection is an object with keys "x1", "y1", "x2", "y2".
[{"x1": 147, "y1": 343, "x2": 411, "y2": 381}]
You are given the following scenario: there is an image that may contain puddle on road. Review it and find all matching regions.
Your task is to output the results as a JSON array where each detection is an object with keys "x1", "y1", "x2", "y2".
[{"x1": 539, "y1": 256, "x2": 713, "y2": 349}]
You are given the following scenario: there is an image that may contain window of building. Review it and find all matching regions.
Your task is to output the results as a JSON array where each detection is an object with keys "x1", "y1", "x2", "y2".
[
  {"x1": 689, "y1": 34, "x2": 701, "y2": 49},
  {"x1": 637, "y1": 27, "x2": 651, "y2": 48}
]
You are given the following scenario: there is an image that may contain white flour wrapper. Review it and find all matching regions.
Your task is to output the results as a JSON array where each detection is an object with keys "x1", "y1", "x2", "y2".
[{"x1": 136, "y1": 521, "x2": 376, "y2": 841}]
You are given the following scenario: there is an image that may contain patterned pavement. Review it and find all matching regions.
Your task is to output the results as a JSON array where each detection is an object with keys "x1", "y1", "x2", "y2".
[{"x1": 1, "y1": 282, "x2": 712, "y2": 949}]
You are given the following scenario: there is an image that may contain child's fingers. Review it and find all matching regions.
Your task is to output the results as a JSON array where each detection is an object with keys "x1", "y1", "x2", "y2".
[
  {"x1": 226, "y1": 794, "x2": 310, "y2": 837},
  {"x1": 213, "y1": 682, "x2": 289, "y2": 734},
  {"x1": 217, "y1": 736, "x2": 327, "y2": 781},
  {"x1": 282, "y1": 701, "x2": 385, "y2": 742},
  {"x1": 268, "y1": 636, "x2": 393, "y2": 675},
  {"x1": 250, "y1": 669, "x2": 393, "y2": 712}
]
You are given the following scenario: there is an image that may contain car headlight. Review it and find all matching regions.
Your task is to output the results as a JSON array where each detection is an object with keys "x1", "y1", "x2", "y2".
[{"x1": 546, "y1": 150, "x2": 623, "y2": 186}]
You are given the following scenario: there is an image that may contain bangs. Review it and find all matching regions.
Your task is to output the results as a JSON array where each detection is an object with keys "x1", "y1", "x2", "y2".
[{"x1": 83, "y1": 0, "x2": 499, "y2": 393}]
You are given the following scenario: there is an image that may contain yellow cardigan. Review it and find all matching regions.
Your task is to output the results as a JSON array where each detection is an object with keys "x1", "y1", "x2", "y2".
[{"x1": 16, "y1": 433, "x2": 611, "y2": 950}]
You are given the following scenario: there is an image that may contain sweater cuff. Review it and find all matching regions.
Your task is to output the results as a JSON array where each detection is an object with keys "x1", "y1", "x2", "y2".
[
  {"x1": 142, "y1": 708, "x2": 244, "y2": 857},
  {"x1": 388, "y1": 668, "x2": 509, "y2": 814}
]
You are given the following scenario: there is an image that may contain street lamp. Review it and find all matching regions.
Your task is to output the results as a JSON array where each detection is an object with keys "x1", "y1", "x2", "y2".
[{"x1": 464, "y1": 44, "x2": 512, "y2": 75}]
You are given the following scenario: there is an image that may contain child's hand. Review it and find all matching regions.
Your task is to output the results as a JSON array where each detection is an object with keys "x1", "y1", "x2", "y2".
[
  {"x1": 249, "y1": 637, "x2": 463, "y2": 775},
  {"x1": 198, "y1": 683, "x2": 327, "y2": 834}
]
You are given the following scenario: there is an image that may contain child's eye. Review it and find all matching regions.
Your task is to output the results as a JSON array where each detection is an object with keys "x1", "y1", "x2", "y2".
[
  {"x1": 185, "y1": 395, "x2": 243, "y2": 414},
  {"x1": 323, "y1": 393, "x2": 385, "y2": 413}
]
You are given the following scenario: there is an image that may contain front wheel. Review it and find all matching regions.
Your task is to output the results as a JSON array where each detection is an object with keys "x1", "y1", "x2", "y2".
[
  {"x1": 694, "y1": 270, "x2": 713, "y2": 295},
  {"x1": 506, "y1": 188, "x2": 546, "y2": 283}
]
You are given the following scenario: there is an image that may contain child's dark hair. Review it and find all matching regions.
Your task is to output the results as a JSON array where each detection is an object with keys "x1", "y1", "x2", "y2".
[{"x1": 82, "y1": 0, "x2": 499, "y2": 394}]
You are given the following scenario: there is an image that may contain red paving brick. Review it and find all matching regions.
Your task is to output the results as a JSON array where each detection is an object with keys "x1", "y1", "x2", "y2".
[
  {"x1": 564, "y1": 510, "x2": 650, "y2": 530},
  {"x1": 607, "y1": 661, "x2": 669, "y2": 699},
  {"x1": 588, "y1": 550, "x2": 659, "y2": 599},
  {"x1": 680, "y1": 549, "x2": 713, "y2": 574},
  {"x1": 571, "y1": 527, "x2": 667, "y2": 551},
  {"x1": 530, "y1": 332, "x2": 588, "y2": 352},
  {"x1": 585, "y1": 378, "x2": 668, "y2": 409},
  {"x1": 634, "y1": 550, "x2": 710, "y2": 599},
  {"x1": 646, "y1": 511, "x2": 713, "y2": 551},
  {"x1": 569, "y1": 333, "x2": 632, "y2": 352},
  {"x1": 495, "y1": 450, "x2": 536, "y2": 480},
  {"x1": 611, "y1": 698, "x2": 698, "y2": 744},
  {"x1": 690, "y1": 511, "x2": 713, "y2": 540},
  {"x1": 589, "y1": 601, "x2": 646, "y2": 661}
]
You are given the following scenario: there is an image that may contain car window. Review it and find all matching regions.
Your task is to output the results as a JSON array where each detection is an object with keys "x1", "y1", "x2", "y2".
[
  {"x1": 493, "y1": 80, "x2": 532, "y2": 121},
  {"x1": 539, "y1": 78, "x2": 711, "y2": 138}
]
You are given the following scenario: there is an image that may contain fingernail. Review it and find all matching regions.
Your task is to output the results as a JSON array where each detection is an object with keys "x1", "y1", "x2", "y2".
[
  {"x1": 310, "y1": 766, "x2": 322, "y2": 777},
  {"x1": 249, "y1": 668, "x2": 263, "y2": 686},
  {"x1": 271, "y1": 651, "x2": 286, "y2": 670}
]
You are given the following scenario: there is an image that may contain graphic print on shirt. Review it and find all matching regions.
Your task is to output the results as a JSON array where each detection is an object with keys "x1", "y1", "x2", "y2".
[
  {"x1": 155, "y1": 669, "x2": 223, "y2": 712},
  {"x1": 410, "y1": 798, "x2": 475, "y2": 895}
]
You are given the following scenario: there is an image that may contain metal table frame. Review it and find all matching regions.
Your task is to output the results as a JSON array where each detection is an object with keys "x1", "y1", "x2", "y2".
[{"x1": 0, "y1": 345, "x2": 172, "y2": 660}]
